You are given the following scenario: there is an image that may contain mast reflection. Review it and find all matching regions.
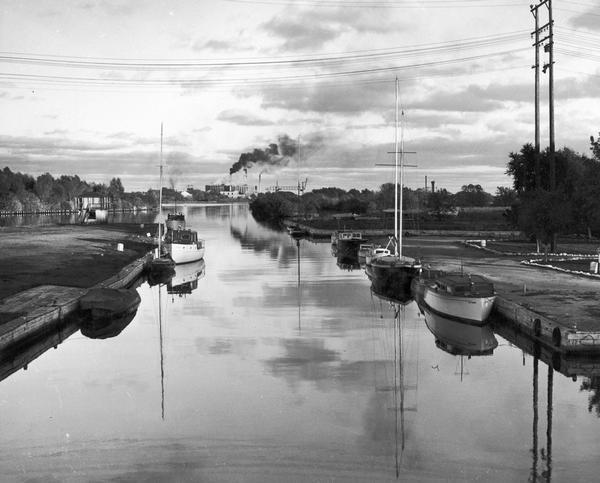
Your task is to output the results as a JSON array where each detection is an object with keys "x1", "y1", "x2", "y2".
[{"x1": 370, "y1": 291, "x2": 417, "y2": 478}]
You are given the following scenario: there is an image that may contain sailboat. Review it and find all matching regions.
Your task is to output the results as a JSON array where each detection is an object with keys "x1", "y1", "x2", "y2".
[
  {"x1": 150, "y1": 123, "x2": 176, "y2": 275},
  {"x1": 370, "y1": 78, "x2": 421, "y2": 294}
]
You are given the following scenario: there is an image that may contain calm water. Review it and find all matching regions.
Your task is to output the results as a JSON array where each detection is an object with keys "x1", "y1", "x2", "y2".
[{"x1": 1, "y1": 204, "x2": 599, "y2": 482}]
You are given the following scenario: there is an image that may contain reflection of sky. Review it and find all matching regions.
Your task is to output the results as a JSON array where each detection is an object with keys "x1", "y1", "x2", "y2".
[{"x1": 2, "y1": 206, "x2": 600, "y2": 480}]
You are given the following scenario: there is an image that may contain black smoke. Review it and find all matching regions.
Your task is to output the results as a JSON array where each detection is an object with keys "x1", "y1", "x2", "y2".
[{"x1": 230, "y1": 135, "x2": 298, "y2": 175}]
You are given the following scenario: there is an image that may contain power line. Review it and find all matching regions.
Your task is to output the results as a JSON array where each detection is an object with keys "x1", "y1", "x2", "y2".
[
  {"x1": 0, "y1": 48, "x2": 528, "y2": 89},
  {"x1": 223, "y1": 0, "x2": 525, "y2": 8},
  {"x1": 0, "y1": 31, "x2": 527, "y2": 71}
]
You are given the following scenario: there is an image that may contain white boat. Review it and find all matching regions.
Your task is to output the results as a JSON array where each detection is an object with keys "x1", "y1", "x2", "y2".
[
  {"x1": 164, "y1": 228, "x2": 205, "y2": 264},
  {"x1": 422, "y1": 273, "x2": 496, "y2": 324},
  {"x1": 154, "y1": 123, "x2": 205, "y2": 265},
  {"x1": 370, "y1": 78, "x2": 421, "y2": 291}
]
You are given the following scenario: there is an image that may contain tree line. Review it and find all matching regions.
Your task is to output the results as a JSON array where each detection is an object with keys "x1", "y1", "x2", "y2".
[
  {"x1": 251, "y1": 130, "x2": 600, "y2": 241},
  {"x1": 249, "y1": 182, "x2": 516, "y2": 225},
  {"x1": 0, "y1": 168, "x2": 231, "y2": 212}
]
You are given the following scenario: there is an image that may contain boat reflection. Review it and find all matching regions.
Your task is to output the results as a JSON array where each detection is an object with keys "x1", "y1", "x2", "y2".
[
  {"x1": 420, "y1": 304, "x2": 498, "y2": 357},
  {"x1": 80, "y1": 310, "x2": 138, "y2": 340},
  {"x1": 370, "y1": 278, "x2": 414, "y2": 306},
  {"x1": 336, "y1": 253, "x2": 361, "y2": 271},
  {"x1": 167, "y1": 259, "x2": 205, "y2": 297}
]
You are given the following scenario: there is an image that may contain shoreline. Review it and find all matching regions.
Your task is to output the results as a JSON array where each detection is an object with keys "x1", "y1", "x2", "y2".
[{"x1": 2, "y1": 223, "x2": 600, "y2": 355}]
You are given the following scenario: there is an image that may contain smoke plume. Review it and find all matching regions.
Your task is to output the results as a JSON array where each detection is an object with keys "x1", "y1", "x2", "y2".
[{"x1": 230, "y1": 135, "x2": 298, "y2": 175}]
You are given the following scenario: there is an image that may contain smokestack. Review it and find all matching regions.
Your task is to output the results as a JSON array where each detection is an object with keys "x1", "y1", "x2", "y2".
[
  {"x1": 431, "y1": 180, "x2": 435, "y2": 192},
  {"x1": 258, "y1": 172, "x2": 262, "y2": 193},
  {"x1": 425, "y1": 175, "x2": 428, "y2": 192}
]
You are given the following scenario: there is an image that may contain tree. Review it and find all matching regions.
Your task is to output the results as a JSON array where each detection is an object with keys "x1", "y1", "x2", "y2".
[
  {"x1": 454, "y1": 183, "x2": 492, "y2": 207},
  {"x1": 516, "y1": 190, "x2": 572, "y2": 257},
  {"x1": 493, "y1": 186, "x2": 518, "y2": 206},
  {"x1": 591, "y1": 132, "x2": 600, "y2": 161},
  {"x1": 35, "y1": 173, "x2": 55, "y2": 204},
  {"x1": 427, "y1": 189, "x2": 455, "y2": 220},
  {"x1": 108, "y1": 177, "x2": 125, "y2": 197}
]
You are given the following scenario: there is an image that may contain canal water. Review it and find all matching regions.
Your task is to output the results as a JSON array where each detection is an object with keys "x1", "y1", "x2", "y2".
[{"x1": 1, "y1": 204, "x2": 599, "y2": 481}]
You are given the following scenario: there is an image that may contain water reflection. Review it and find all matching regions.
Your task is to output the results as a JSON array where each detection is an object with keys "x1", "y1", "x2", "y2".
[
  {"x1": 0, "y1": 318, "x2": 80, "y2": 384},
  {"x1": 80, "y1": 310, "x2": 137, "y2": 339},
  {"x1": 368, "y1": 297, "x2": 418, "y2": 478},
  {"x1": 420, "y1": 305, "x2": 498, "y2": 357},
  {"x1": 167, "y1": 259, "x2": 205, "y2": 298},
  {"x1": 5, "y1": 205, "x2": 600, "y2": 480}
]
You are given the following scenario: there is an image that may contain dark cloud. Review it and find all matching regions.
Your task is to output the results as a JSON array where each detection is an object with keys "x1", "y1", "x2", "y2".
[{"x1": 217, "y1": 109, "x2": 275, "y2": 126}]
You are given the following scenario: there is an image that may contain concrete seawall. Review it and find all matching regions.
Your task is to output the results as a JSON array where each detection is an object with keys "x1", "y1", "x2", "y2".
[
  {"x1": 493, "y1": 296, "x2": 600, "y2": 354},
  {"x1": 0, "y1": 252, "x2": 152, "y2": 351}
]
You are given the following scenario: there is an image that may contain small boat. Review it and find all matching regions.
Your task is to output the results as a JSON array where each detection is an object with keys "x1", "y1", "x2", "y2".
[
  {"x1": 421, "y1": 273, "x2": 496, "y2": 324},
  {"x1": 164, "y1": 228, "x2": 205, "y2": 264},
  {"x1": 287, "y1": 224, "x2": 307, "y2": 239},
  {"x1": 358, "y1": 243, "x2": 374, "y2": 259},
  {"x1": 420, "y1": 304, "x2": 498, "y2": 356},
  {"x1": 79, "y1": 287, "x2": 141, "y2": 319},
  {"x1": 335, "y1": 231, "x2": 365, "y2": 259}
]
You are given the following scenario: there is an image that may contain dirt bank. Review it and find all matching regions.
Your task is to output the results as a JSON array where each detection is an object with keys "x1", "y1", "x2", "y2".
[{"x1": 0, "y1": 223, "x2": 157, "y2": 300}]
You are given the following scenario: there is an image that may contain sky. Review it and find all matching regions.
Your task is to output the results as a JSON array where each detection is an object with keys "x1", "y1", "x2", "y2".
[{"x1": 1, "y1": 0, "x2": 599, "y2": 195}]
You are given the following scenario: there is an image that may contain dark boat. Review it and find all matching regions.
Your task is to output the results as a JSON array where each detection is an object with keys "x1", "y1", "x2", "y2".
[{"x1": 335, "y1": 231, "x2": 365, "y2": 260}]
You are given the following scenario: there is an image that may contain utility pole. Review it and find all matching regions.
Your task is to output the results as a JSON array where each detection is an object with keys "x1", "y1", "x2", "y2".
[
  {"x1": 547, "y1": 0, "x2": 555, "y2": 191},
  {"x1": 530, "y1": 3, "x2": 541, "y2": 190},
  {"x1": 530, "y1": 0, "x2": 555, "y2": 190}
]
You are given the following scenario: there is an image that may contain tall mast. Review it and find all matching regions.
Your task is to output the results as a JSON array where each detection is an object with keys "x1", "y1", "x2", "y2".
[
  {"x1": 158, "y1": 122, "x2": 164, "y2": 254},
  {"x1": 394, "y1": 77, "x2": 399, "y2": 256},
  {"x1": 398, "y1": 80, "x2": 405, "y2": 259}
]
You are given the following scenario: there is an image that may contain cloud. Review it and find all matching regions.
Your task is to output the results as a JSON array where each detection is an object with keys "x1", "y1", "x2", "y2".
[
  {"x1": 258, "y1": 81, "x2": 396, "y2": 115},
  {"x1": 192, "y1": 38, "x2": 255, "y2": 54},
  {"x1": 569, "y1": 10, "x2": 600, "y2": 31},
  {"x1": 263, "y1": 16, "x2": 342, "y2": 51},
  {"x1": 262, "y1": 8, "x2": 408, "y2": 51},
  {"x1": 217, "y1": 109, "x2": 275, "y2": 126}
]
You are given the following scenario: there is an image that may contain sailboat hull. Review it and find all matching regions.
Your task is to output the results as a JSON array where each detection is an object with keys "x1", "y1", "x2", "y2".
[{"x1": 370, "y1": 256, "x2": 420, "y2": 294}]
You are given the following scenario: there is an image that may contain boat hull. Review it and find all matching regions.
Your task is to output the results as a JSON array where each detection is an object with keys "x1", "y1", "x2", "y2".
[
  {"x1": 423, "y1": 288, "x2": 495, "y2": 324},
  {"x1": 370, "y1": 256, "x2": 420, "y2": 294},
  {"x1": 166, "y1": 243, "x2": 205, "y2": 264}
]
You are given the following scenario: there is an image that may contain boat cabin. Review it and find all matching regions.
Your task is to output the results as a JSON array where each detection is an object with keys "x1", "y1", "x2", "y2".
[
  {"x1": 434, "y1": 274, "x2": 495, "y2": 297},
  {"x1": 165, "y1": 229, "x2": 205, "y2": 249}
]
